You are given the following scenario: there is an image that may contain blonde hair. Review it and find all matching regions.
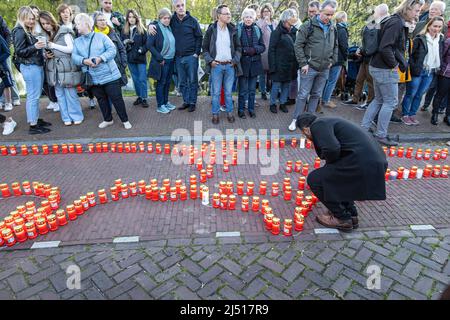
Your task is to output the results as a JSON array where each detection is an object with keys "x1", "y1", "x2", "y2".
[
  {"x1": 74, "y1": 13, "x2": 94, "y2": 31},
  {"x1": 419, "y1": 16, "x2": 444, "y2": 35},
  {"x1": 395, "y1": 0, "x2": 425, "y2": 19},
  {"x1": 124, "y1": 9, "x2": 145, "y2": 35},
  {"x1": 158, "y1": 8, "x2": 172, "y2": 20},
  {"x1": 335, "y1": 11, "x2": 347, "y2": 23},
  {"x1": 15, "y1": 6, "x2": 37, "y2": 33}
]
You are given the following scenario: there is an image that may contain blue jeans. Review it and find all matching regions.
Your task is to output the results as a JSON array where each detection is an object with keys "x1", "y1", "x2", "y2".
[
  {"x1": 402, "y1": 70, "x2": 434, "y2": 116},
  {"x1": 361, "y1": 66, "x2": 399, "y2": 138},
  {"x1": 128, "y1": 63, "x2": 148, "y2": 99},
  {"x1": 155, "y1": 59, "x2": 174, "y2": 107},
  {"x1": 270, "y1": 81, "x2": 290, "y2": 105},
  {"x1": 258, "y1": 72, "x2": 267, "y2": 94},
  {"x1": 293, "y1": 67, "x2": 330, "y2": 119},
  {"x1": 176, "y1": 55, "x2": 198, "y2": 105},
  {"x1": 55, "y1": 85, "x2": 84, "y2": 123},
  {"x1": 238, "y1": 76, "x2": 257, "y2": 113},
  {"x1": 21, "y1": 64, "x2": 44, "y2": 125},
  {"x1": 211, "y1": 64, "x2": 235, "y2": 115},
  {"x1": 322, "y1": 65, "x2": 342, "y2": 103}
]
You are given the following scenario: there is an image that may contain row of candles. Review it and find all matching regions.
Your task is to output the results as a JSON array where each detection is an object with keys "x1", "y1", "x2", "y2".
[
  {"x1": 0, "y1": 137, "x2": 314, "y2": 157},
  {"x1": 386, "y1": 165, "x2": 449, "y2": 180},
  {"x1": 383, "y1": 146, "x2": 448, "y2": 161}
]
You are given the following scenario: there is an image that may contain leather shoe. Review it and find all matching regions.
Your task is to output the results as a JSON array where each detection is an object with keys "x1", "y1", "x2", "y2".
[
  {"x1": 227, "y1": 113, "x2": 235, "y2": 123},
  {"x1": 431, "y1": 113, "x2": 439, "y2": 125},
  {"x1": 188, "y1": 104, "x2": 196, "y2": 112},
  {"x1": 270, "y1": 104, "x2": 277, "y2": 113},
  {"x1": 212, "y1": 114, "x2": 219, "y2": 124},
  {"x1": 37, "y1": 118, "x2": 52, "y2": 127},
  {"x1": 279, "y1": 104, "x2": 288, "y2": 113},
  {"x1": 249, "y1": 111, "x2": 256, "y2": 118},
  {"x1": 238, "y1": 111, "x2": 246, "y2": 119},
  {"x1": 444, "y1": 116, "x2": 450, "y2": 126},
  {"x1": 178, "y1": 103, "x2": 189, "y2": 110},
  {"x1": 352, "y1": 217, "x2": 359, "y2": 229},
  {"x1": 316, "y1": 214, "x2": 353, "y2": 232}
]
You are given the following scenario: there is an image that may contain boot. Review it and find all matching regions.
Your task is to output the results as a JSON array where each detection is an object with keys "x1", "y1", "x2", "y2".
[
  {"x1": 279, "y1": 104, "x2": 288, "y2": 113},
  {"x1": 431, "y1": 113, "x2": 439, "y2": 125},
  {"x1": 270, "y1": 104, "x2": 277, "y2": 113}
]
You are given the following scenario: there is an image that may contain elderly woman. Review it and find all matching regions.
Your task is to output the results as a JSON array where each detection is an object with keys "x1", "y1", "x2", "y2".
[
  {"x1": 12, "y1": 6, "x2": 52, "y2": 134},
  {"x1": 321, "y1": 11, "x2": 349, "y2": 109},
  {"x1": 268, "y1": 9, "x2": 298, "y2": 114},
  {"x1": 237, "y1": 8, "x2": 265, "y2": 119},
  {"x1": 146, "y1": 8, "x2": 176, "y2": 114},
  {"x1": 93, "y1": 11, "x2": 128, "y2": 87},
  {"x1": 256, "y1": 3, "x2": 277, "y2": 100},
  {"x1": 72, "y1": 13, "x2": 131, "y2": 129},
  {"x1": 39, "y1": 11, "x2": 83, "y2": 126}
]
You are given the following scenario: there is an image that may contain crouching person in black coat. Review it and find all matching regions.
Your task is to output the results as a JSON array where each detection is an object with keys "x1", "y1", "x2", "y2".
[{"x1": 296, "y1": 113, "x2": 388, "y2": 232}]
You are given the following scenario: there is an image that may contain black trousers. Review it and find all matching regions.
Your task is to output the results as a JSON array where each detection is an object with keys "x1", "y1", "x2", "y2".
[
  {"x1": 91, "y1": 79, "x2": 128, "y2": 123},
  {"x1": 432, "y1": 76, "x2": 450, "y2": 117},
  {"x1": 307, "y1": 168, "x2": 358, "y2": 220},
  {"x1": 43, "y1": 81, "x2": 57, "y2": 103},
  {"x1": 0, "y1": 113, "x2": 5, "y2": 124}
]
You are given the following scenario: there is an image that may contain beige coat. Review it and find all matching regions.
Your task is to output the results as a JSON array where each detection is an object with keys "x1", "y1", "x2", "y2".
[{"x1": 256, "y1": 18, "x2": 278, "y2": 71}]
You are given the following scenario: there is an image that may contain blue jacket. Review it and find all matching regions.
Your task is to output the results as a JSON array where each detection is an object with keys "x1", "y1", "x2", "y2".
[
  {"x1": 170, "y1": 11, "x2": 203, "y2": 57},
  {"x1": 72, "y1": 32, "x2": 121, "y2": 85},
  {"x1": 146, "y1": 23, "x2": 167, "y2": 81},
  {"x1": 0, "y1": 34, "x2": 9, "y2": 69}
]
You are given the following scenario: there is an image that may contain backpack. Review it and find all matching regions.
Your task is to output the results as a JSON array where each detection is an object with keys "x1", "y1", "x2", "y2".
[
  {"x1": 303, "y1": 19, "x2": 338, "y2": 46},
  {"x1": 237, "y1": 22, "x2": 261, "y2": 41},
  {"x1": 361, "y1": 16, "x2": 392, "y2": 57}
]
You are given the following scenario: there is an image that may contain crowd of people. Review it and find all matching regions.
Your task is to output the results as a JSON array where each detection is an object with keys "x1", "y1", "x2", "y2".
[{"x1": 0, "y1": 0, "x2": 449, "y2": 145}]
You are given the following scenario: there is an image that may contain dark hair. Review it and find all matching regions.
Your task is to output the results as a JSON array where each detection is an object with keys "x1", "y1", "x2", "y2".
[
  {"x1": 30, "y1": 5, "x2": 40, "y2": 11},
  {"x1": 217, "y1": 4, "x2": 229, "y2": 15},
  {"x1": 296, "y1": 113, "x2": 317, "y2": 130}
]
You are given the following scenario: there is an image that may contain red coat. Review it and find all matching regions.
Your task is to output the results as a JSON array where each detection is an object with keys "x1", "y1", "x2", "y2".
[{"x1": 447, "y1": 21, "x2": 450, "y2": 39}]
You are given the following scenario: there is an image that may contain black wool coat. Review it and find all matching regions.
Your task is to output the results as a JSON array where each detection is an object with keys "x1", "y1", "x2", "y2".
[
  {"x1": 239, "y1": 24, "x2": 265, "y2": 78},
  {"x1": 268, "y1": 23, "x2": 298, "y2": 82},
  {"x1": 309, "y1": 117, "x2": 388, "y2": 202}
]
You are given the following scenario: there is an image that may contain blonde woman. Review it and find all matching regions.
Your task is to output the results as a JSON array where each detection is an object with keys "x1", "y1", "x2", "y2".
[
  {"x1": 12, "y1": 6, "x2": 51, "y2": 134},
  {"x1": 122, "y1": 9, "x2": 149, "y2": 107}
]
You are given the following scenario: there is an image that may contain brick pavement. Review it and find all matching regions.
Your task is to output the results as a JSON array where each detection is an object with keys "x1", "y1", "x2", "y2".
[
  {"x1": 1, "y1": 142, "x2": 449, "y2": 245},
  {"x1": 0, "y1": 230, "x2": 449, "y2": 300},
  {"x1": 2, "y1": 96, "x2": 450, "y2": 144}
]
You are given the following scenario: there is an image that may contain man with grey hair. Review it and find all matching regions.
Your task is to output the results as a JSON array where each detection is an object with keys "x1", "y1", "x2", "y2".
[
  {"x1": 289, "y1": 0, "x2": 339, "y2": 131},
  {"x1": 306, "y1": 1, "x2": 321, "y2": 21}
]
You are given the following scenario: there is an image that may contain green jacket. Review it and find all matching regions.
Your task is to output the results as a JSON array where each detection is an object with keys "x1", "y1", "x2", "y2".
[{"x1": 294, "y1": 16, "x2": 338, "y2": 72}]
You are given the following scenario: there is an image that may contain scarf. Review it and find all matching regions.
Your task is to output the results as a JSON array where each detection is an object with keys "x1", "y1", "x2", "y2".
[
  {"x1": 94, "y1": 25, "x2": 110, "y2": 35},
  {"x1": 424, "y1": 33, "x2": 441, "y2": 70},
  {"x1": 157, "y1": 21, "x2": 175, "y2": 59}
]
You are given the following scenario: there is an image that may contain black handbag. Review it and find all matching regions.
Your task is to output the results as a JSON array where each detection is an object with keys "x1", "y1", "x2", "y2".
[{"x1": 81, "y1": 33, "x2": 95, "y2": 89}]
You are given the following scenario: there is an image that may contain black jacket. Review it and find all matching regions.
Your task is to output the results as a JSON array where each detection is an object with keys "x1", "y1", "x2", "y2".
[
  {"x1": 336, "y1": 23, "x2": 349, "y2": 66},
  {"x1": 409, "y1": 34, "x2": 444, "y2": 77},
  {"x1": 0, "y1": 15, "x2": 11, "y2": 45},
  {"x1": 308, "y1": 117, "x2": 388, "y2": 202},
  {"x1": 268, "y1": 23, "x2": 298, "y2": 82},
  {"x1": 12, "y1": 25, "x2": 44, "y2": 67},
  {"x1": 146, "y1": 23, "x2": 169, "y2": 81},
  {"x1": 106, "y1": 30, "x2": 128, "y2": 84},
  {"x1": 239, "y1": 23, "x2": 265, "y2": 77},
  {"x1": 122, "y1": 28, "x2": 148, "y2": 65},
  {"x1": 370, "y1": 14, "x2": 408, "y2": 72},
  {"x1": 170, "y1": 11, "x2": 203, "y2": 57}
]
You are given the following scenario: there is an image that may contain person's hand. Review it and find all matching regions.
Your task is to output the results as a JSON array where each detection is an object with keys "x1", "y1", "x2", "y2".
[
  {"x1": 193, "y1": 54, "x2": 198, "y2": 58},
  {"x1": 45, "y1": 51, "x2": 55, "y2": 59},
  {"x1": 47, "y1": 41, "x2": 54, "y2": 49},
  {"x1": 301, "y1": 65, "x2": 309, "y2": 74},
  {"x1": 123, "y1": 39, "x2": 133, "y2": 45},
  {"x1": 34, "y1": 40, "x2": 46, "y2": 49},
  {"x1": 160, "y1": 60, "x2": 165, "y2": 66},
  {"x1": 211, "y1": 61, "x2": 219, "y2": 68},
  {"x1": 83, "y1": 58, "x2": 95, "y2": 67},
  {"x1": 329, "y1": 63, "x2": 332, "y2": 68},
  {"x1": 111, "y1": 17, "x2": 120, "y2": 26},
  {"x1": 92, "y1": 57, "x2": 103, "y2": 67},
  {"x1": 148, "y1": 24, "x2": 157, "y2": 36}
]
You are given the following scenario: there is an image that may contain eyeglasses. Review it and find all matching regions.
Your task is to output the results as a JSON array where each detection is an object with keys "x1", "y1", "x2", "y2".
[{"x1": 220, "y1": 13, "x2": 231, "y2": 16}]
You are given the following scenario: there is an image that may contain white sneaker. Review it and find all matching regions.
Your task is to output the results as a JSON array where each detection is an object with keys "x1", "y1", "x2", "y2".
[
  {"x1": 288, "y1": 119, "x2": 297, "y2": 131},
  {"x1": 98, "y1": 120, "x2": 114, "y2": 128},
  {"x1": 13, "y1": 100, "x2": 21, "y2": 106},
  {"x1": 2, "y1": 118, "x2": 17, "y2": 135},
  {"x1": 123, "y1": 121, "x2": 132, "y2": 129},
  {"x1": 64, "y1": 121, "x2": 72, "y2": 126},
  {"x1": 4, "y1": 103, "x2": 13, "y2": 111},
  {"x1": 74, "y1": 120, "x2": 83, "y2": 125},
  {"x1": 53, "y1": 103, "x2": 60, "y2": 112},
  {"x1": 46, "y1": 102, "x2": 55, "y2": 110},
  {"x1": 0, "y1": 103, "x2": 3, "y2": 110}
]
